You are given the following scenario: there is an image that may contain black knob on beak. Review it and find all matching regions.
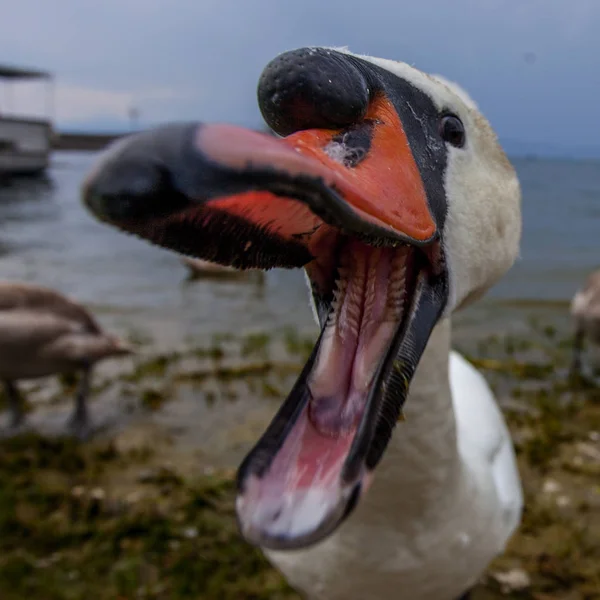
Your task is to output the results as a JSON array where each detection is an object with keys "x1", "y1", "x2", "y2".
[{"x1": 257, "y1": 47, "x2": 370, "y2": 136}]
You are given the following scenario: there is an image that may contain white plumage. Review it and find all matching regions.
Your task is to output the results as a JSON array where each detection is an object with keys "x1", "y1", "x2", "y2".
[{"x1": 450, "y1": 351, "x2": 523, "y2": 541}]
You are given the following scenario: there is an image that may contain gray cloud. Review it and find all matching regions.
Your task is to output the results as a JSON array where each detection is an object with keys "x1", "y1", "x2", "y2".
[{"x1": 1, "y1": 0, "x2": 599, "y2": 152}]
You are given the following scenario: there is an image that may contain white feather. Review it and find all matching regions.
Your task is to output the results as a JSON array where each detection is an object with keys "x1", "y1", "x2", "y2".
[
  {"x1": 430, "y1": 75, "x2": 479, "y2": 110},
  {"x1": 450, "y1": 351, "x2": 523, "y2": 535}
]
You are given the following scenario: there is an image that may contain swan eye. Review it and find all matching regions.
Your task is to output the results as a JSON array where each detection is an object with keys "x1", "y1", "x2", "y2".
[{"x1": 439, "y1": 114, "x2": 466, "y2": 148}]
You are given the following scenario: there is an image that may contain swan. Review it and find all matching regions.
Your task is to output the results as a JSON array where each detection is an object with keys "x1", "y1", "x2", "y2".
[
  {"x1": 570, "y1": 269, "x2": 600, "y2": 374},
  {"x1": 181, "y1": 256, "x2": 240, "y2": 277},
  {"x1": 82, "y1": 47, "x2": 523, "y2": 600},
  {"x1": 181, "y1": 256, "x2": 265, "y2": 283},
  {"x1": 0, "y1": 281, "x2": 132, "y2": 436}
]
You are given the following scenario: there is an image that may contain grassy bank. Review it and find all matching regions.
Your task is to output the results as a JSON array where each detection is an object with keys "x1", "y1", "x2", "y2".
[{"x1": 0, "y1": 323, "x2": 598, "y2": 599}]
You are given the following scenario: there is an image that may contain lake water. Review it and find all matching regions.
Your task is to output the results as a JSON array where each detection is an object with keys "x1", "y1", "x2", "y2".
[
  {"x1": 1, "y1": 154, "x2": 598, "y2": 600},
  {"x1": 1, "y1": 151, "x2": 599, "y2": 354}
]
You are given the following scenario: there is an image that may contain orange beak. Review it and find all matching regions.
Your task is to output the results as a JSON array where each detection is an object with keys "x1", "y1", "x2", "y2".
[
  {"x1": 83, "y1": 95, "x2": 437, "y2": 272},
  {"x1": 197, "y1": 95, "x2": 435, "y2": 254}
]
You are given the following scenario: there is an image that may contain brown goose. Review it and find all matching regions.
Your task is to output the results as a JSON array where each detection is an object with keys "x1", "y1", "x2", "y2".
[{"x1": 0, "y1": 281, "x2": 131, "y2": 436}]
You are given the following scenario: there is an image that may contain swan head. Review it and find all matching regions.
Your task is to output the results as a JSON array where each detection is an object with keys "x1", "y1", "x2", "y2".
[{"x1": 82, "y1": 47, "x2": 521, "y2": 551}]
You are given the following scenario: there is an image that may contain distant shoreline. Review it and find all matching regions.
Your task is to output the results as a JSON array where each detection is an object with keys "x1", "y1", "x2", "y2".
[{"x1": 53, "y1": 132, "x2": 125, "y2": 151}]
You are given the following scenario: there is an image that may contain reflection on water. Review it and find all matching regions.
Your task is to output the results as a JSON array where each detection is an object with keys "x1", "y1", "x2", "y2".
[{"x1": 0, "y1": 151, "x2": 599, "y2": 355}]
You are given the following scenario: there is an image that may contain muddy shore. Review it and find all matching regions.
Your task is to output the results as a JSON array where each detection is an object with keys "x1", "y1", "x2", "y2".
[{"x1": 0, "y1": 321, "x2": 598, "y2": 599}]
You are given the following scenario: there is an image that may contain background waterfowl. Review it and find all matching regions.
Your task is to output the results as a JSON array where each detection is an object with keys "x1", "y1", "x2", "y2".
[
  {"x1": 570, "y1": 269, "x2": 600, "y2": 374},
  {"x1": 83, "y1": 47, "x2": 523, "y2": 600},
  {"x1": 181, "y1": 256, "x2": 265, "y2": 283},
  {"x1": 0, "y1": 281, "x2": 132, "y2": 437}
]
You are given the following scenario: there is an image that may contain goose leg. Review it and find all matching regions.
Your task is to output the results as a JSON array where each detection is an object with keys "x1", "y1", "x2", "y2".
[
  {"x1": 67, "y1": 367, "x2": 92, "y2": 439},
  {"x1": 3, "y1": 380, "x2": 24, "y2": 429},
  {"x1": 570, "y1": 327, "x2": 584, "y2": 377},
  {"x1": 455, "y1": 590, "x2": 473, "y2": 600}
]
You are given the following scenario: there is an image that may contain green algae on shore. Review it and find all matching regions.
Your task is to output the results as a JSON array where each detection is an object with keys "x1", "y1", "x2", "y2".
[
  {"x1": 0, "y1": 325, "x2": 599, "y2": 599},
  {"x1": 0, "y1": 434, "x2": 296, "y2": 600}
]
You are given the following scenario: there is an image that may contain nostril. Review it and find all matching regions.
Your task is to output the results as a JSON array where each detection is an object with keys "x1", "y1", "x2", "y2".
[
  {"x1": 257, "y1": 47, "x2": 370, "y2": 137},
  {"x1": 84, "y1": 157, "x2": 188, "y2": 222},
  {"x1": 269, "y1": 507, "x2": 283, "y2": 523}
]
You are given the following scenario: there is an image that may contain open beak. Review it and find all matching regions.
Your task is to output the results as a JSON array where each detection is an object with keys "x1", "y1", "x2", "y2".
[{"x1": 83, "y1": 92, "x2": 449, "y2": 551}]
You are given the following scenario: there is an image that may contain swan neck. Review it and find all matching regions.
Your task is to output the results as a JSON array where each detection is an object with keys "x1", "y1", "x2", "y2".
[{"x1": 366, "y1": 317, "x2": 459, "y2": 506}]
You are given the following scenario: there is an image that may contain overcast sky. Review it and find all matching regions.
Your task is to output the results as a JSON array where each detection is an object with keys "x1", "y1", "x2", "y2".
[{"x1": 1, "y1": 0, "x2": 599, "y2": 155}]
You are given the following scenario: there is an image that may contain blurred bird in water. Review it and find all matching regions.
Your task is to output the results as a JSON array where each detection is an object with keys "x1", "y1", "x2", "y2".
[
  {"x1": 181, "y1": 257, "x2": 265, "y2": 283},
  {"x1": 570, "y1": 269, "x2": 600, "y2": 375}
]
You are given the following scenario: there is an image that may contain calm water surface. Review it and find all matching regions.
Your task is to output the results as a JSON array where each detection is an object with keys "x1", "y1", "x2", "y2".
[{"x1": 1, "y1": 151, "x2": 599, "y2": 352}]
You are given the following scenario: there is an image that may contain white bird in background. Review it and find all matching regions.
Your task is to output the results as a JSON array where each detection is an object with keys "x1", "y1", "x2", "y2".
[{"x1": 570, "y1": 269, "x2": 600, "y2": 374}]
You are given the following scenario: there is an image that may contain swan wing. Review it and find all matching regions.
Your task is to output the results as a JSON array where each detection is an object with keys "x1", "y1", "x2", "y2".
[{"x1": 449, "y1": 350, "x2": 523, "y2": 536}]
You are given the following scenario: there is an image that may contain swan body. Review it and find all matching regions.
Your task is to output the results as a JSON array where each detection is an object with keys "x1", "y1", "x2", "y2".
[
  {"x1": 0, "y1": 281, "x2": 131, "y2": 435},
  {"x1": 450, "y1": 351, "x2": 523, "y2": 536},
  {"x1": 82, "y1": 47, "x2": 523, "y2": 599}
]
